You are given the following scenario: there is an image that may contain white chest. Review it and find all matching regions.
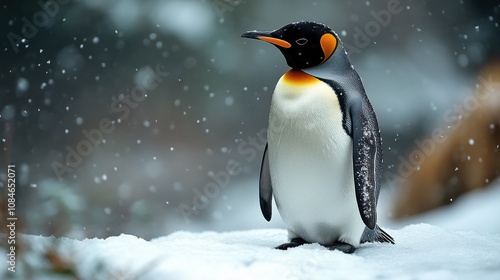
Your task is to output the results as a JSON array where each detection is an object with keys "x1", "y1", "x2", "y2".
[{"x1": 267, "y1": 70, "x2": 365, "y2": 245}]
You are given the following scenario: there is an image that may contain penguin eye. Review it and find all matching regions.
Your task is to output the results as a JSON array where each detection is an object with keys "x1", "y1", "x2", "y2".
[{"x1": 295, "y1": 38, "x2": 308, "y2": 45}]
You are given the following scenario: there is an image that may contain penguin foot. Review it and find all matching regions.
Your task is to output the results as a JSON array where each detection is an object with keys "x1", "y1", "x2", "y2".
[
  {"x1": 275, "y1": 238, "x2": 308, "y2": 250},
  {"x1": 327, "y1": 242, "x2": 356, "y2": 254}
]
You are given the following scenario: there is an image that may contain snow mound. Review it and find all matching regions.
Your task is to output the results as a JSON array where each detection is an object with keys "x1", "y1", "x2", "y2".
[
  {"x1": 12, "y1": 224, "x2": 500, "y2": 279},
  {"x1": 388, "y1": 183, "x2": 500, "y2": 234}
]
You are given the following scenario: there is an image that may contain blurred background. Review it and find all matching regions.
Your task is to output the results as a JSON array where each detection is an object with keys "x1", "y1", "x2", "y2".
[{"x1": 1, "y1": 0, "x2": 499, "y2": 241}]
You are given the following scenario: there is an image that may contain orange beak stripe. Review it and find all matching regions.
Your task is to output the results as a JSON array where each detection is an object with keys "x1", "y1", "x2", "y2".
[
  {"x1": 320, "y1": 33, "x2": 337, "y2": 62},
  {"x1": 257, "y1": 36, "x2": 292, "y2": 48}
]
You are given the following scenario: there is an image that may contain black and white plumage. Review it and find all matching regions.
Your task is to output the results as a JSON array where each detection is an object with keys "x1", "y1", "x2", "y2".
[{"x1": 242, "y1": 21, "x2": 394, "y2": 253}]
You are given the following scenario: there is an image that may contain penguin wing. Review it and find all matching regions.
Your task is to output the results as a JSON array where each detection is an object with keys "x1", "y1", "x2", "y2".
[
  {"x1": 350, "y1": 98, "x2": 382, "y2": 230},
  {"x1": 303, "y1": 50, "x2": 382, "y2": 229},
  {"x1": 259, "y1": 143, "x2": 273, "y2": 221}
]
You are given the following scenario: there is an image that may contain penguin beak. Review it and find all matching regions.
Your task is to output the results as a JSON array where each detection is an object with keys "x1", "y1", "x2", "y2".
[{"x1": 241, "y1": 31, "x2": 292, "y2": 49}]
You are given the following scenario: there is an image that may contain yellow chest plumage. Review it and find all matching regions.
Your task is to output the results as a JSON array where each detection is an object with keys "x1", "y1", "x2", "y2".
[{"x1": 272, "y1": 69, "x2": 340, "y2": 111}]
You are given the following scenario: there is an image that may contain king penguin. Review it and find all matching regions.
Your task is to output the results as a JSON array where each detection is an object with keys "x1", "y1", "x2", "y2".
[{"x1": 241, "y1": 21, "x2": 394, "y2": 253}]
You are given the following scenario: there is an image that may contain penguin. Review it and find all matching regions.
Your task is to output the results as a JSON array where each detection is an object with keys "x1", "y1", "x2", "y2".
[{"x1": 241, "y1": 21, "x2": 394, "y2": 253}]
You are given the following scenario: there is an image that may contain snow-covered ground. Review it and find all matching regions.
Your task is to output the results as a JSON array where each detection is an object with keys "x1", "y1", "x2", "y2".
[
  {"x1": 2, "y1": 183, "x2": 500, "y2": 279},
  {"x1": 8, "y1": 224, "x2": 500, "y2": 280}
]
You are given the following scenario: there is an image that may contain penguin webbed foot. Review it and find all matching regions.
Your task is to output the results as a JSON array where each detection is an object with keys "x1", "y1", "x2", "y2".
[
  {"x1": 326, "y1": 242, "x2": 356, "y2": 254},
  {"x1": 275, "y1": 238, "x2": 308, "y2": 250},
  {"x1": 276, "y1": 238, "x2": 356, "y2": 253}
]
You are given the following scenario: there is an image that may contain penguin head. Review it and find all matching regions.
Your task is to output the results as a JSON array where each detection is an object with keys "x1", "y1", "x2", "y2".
[{"x1": 242, "y1": 21, "x2": 339, "y2": 69}]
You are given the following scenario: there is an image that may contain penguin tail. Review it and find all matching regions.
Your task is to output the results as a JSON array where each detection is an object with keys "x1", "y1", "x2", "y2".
[{"x1": 360, "y1": 225, "x2": 395, "y2": 245}]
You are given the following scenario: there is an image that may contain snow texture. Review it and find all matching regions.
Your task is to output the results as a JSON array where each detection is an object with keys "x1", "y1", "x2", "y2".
[
  {"x1": 4, "y1": 184, "x2": 500, "y2": 279},
  {"x1": 9, "y1": 223, "x2": 500, "y2": 280}
]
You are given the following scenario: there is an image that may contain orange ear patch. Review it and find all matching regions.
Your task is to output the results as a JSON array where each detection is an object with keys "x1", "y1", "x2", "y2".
[
  {"x1": 257, "y1": 36, "x2": 292, "y2": 48},
  {"x1": 320, "y1": 33, "x2": 337, "y2": 62},
  {"x1": 282, "y1": 69, "x2": 319, "y2": 85}
]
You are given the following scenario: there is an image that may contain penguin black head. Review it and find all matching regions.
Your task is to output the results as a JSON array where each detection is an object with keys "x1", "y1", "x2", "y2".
[{"x1": 242, "y1": 21, "x2": 339, "y2": 69}]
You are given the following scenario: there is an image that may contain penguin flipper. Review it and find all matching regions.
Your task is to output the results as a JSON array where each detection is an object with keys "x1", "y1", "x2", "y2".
[
  {"x1": 259, "y1": 143, "x2": 273, "y2": 221},
  {"x1": 351, "y1": 99, "x2": 383, "y2": 230},
  {"x1": 360, "y1": 225, "x2": 395, "y2": 244}
]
